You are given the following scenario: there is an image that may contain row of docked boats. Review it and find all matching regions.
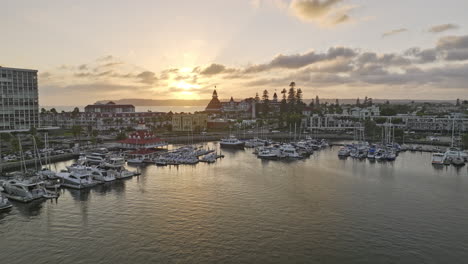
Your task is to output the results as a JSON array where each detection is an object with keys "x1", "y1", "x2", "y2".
[
  {"x1": 338, "y1": 142, "x2": 400, "y2": 161},
  {"x1": 253, "y1": 138, "x2": 329, "y2": 160},
  {"x1": 126, "y1": 145, "x2": 223, "y2": 166},
  {"x1": 431, "y1": 148, "x2": 467, "y2": 166},
  {"x1": 0, "y1": 151, "x2": 140, "y2": 207}
]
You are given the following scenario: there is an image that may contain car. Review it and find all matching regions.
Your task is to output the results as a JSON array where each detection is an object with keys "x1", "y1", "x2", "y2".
[{"x1": 247, "y1": 130, "x2": 254, "y2": 134}]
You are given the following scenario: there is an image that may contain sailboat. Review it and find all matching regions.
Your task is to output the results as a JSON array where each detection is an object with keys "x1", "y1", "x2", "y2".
[{"x1": 444, "y1": 118, "x2": 466, "y2": 166}]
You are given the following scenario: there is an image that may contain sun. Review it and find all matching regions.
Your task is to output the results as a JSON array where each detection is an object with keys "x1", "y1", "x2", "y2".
[{"x1": 173, "y1": 80, "x2": 201, "y2": 99}]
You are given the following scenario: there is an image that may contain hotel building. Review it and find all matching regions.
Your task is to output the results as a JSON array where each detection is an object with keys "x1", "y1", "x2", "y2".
[{"x1": 0, "y1": 66, "x2": 39, "y2": 131}]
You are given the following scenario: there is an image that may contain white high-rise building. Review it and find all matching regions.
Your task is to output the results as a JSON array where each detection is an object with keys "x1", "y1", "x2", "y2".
[{"x1": 0, "y1": 66, "x2": 39, "y2": 131}]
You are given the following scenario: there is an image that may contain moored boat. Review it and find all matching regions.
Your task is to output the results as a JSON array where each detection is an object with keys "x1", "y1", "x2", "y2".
[{"x1": 220, "y1": 136, "x2": 245, "y2": 149}]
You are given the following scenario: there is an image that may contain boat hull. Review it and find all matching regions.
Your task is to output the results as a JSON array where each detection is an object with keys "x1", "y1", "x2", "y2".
[{"x1": 220, "y1": 142, "x2": 245, "y2": 149}]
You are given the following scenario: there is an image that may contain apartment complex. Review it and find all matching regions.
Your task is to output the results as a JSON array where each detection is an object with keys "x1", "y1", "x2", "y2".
[
  {"x1": 41, "y1": 111, "x2": 168, "y2": 131},
  {"x1": 0, "y1": 66, "x2": 39, "y2": 131}
]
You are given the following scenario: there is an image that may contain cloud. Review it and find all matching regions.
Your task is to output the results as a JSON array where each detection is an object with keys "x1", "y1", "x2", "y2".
[
  {"x1": 136, "y1": 71, "x2": 158, "y2": 84},
  {"x1": 39, "y1": 72, "x2": 52, "y2": 79},
  {"x1": 41, "y1": 34, "x2": 468, "y2": 104},
  {"x1": 436, "y1": 35, "x2": 468, "y2": 50},
  {"x1": 78, "y1": 64, "x2": 88, "y2": 71},
  {"x1": 428, "y1": 23, "x2": 459, "y2": 33},
  {"x1": 200, "y1": 64, "x2": 226, "y2": 75},
  {"x1": 290, "y1": 0, "x2": 355, "y2": 26},
  {"x1": 244, "y1": 47, "x2": 357, "y2": 73},
  {"x1": 404, "y1": 48, "x2": 438, "y2": 63},
  {"x1": 435, "y1": 35, "x2": 468, "y2": 61},
  {"x1": 97, "y1": 55, "x2": 115, "y2": 61},
  {"x1": 382, "y1": 28, "x2": 408, "y2": 38}
]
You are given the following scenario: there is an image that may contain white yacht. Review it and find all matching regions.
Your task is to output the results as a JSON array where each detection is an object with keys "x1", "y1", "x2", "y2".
[
  {"x1": 444, "y1": 148, "x2": 467, "y2": 160},
  {"x1": 245, "y1": 138, "x2": 267, "y2": 148},
  {"x1": 1, "y1": 178, "x2": 47, "y2": 202},
  {"x1": 113, "y1": 168, "x2": 135, "y2": 179},
  {"x1": 200, "y1": 153, "x2": 217, "y2": 163},
  {"x1": 279, "y1": 144, "x2": 302, "y2": 159},
  {"x1": 56, "y1": 169, "x2": 97, "y2": 189},
  {"x1": 431, "y1": 153, "x2": 445, "y2": 165},
  {"x1": 337, "y1": 147, "x2": 350, "y2": 157},
  {"x1": 90, "y1": 167, "x2": 117, "y2": 182},
  {"x1": 86, "y1": 153, "x2": 107, "y2": 164},
  {"x1": 0, "y1": 188, "x2": 12, "y2": 211},
  {"x1": 375, "y1": 149, "x2": 387, "y2": 161},
  {"x1": 220, "y1": 136, "x2": 245, "y2": 149},
  {"x1": 452, "y1": 156, "x2": 465, "y2": 166},
  {"x1": 102, "y1": 157, "x2": 126, "y2": 169},
  {"x1": 127, "y1": 157, "x2": 144, "y2": 164},
  {"x1": 257, "y1": 148, "x2": 280, "y2": 160}
]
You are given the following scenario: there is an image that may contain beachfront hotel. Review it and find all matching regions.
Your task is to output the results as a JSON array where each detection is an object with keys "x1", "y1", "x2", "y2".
[{"x1": 0, "y1": 66, "x2": 39, "y2": 131}]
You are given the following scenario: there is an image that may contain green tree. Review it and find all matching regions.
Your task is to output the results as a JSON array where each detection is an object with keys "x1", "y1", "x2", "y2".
[
  {"x1": 380, "y1": 108, "x2": 397, "y2": 116},
  {"x1": 462, "y1": 134, "x2": 468, "y2": 149},
  {"x1": 10, "y1": 137, "x2": 20, "y2": 153},
  {"x1": 280, "y1": 88, "x2": 287, "y2": 114},
  {"x1": 116, "y1": 132, "x2": 127, "y2": 140},
  {"x1": 29, "y1": 127, "x2": 37, "y2": 136},
  {"x1": 261, "y1": 89, "x2": 270, "y2": 117},
  {"x1": 287, "y1": 82, "x2": 296, "y2": 107},
  {"x1": 71, "y1": 125, "x2": 83, "y2": 139}
]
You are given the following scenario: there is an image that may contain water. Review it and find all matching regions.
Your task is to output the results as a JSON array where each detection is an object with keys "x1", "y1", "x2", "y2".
[
  {"x1": 1, "y1": 145, "x2": 468, "y2": 263},
  {"x1": 43, "y1": 105, "x2": 205, "y2": 113}
]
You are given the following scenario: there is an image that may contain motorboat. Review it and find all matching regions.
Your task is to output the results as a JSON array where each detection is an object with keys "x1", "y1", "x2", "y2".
[
  {"x1": 257, "y1": 148, "x2": 280, "y2": 160},
  {"x1": 102, "y1": 157, "x2": 126, "y2": 169},
  {"x1": 386, "y1": 150, "x2": 396, "y2": 161},
  {"x1": 452, "y1": 156, "x2": 465, "y2": 167},
  {"x1": 113, "y1": 168, "x2": 135, "y2": 179},
  {"x1": 431, "y1": 153, "x2": 445, "y2": 165},
  {"x1": 220, "y1": 136, "x2": 245, "y2": 149},
  {"x1": 155, "y1": 157, "x2": 167, "y2": 166},
  {"x1": 367, "y1": 148, "x2": 376, "y2": 159},
  {"x1": 375, "y1": 149, "x2": 387, "y2": 161},
  {"x1": 56, "y1": 169, "x2": 97, "y2": 189},
  {"x1": 90, "y1": 167, "x2": 117, "y2": 182},
  {"x1": 200, "y1": 153, "x2": 217, "y2": 163},
  {"x1": 279, "y1": 144, "x2": 302, "y2": 159},
  {"x1": 338, "y1": 147, "x2": 350, "y2": 157},
  {"x1": 1, "y1": 178, "x2": 47, "y2": 202},
  {"x1": 0, "y1": 188, "x2": 13, "y2": 211},
  {"x1": 85, "y1": 152, "x2": 107, "y2": 164},
  {"x1": 127, "y1": 157, "x2": 145, "y2": 164},
  {"x1": 245, "y1": 138, "x2": 267, "y2": 148}
]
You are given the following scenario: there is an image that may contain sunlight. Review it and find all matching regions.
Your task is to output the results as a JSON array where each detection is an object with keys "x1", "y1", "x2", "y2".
[{"x1": 175, "y1": 81, "x2": 200, "y2": 90}]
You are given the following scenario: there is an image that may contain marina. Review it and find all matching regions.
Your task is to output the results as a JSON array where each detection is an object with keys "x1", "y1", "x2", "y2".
[{"x1": 1, "y1": 143, "x2": 468, "y2": 263}]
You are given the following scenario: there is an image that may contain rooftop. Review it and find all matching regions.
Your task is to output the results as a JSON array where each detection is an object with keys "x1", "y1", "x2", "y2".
[{"x1": 0, "y1": 66, "x2": 38, "y2": 72}]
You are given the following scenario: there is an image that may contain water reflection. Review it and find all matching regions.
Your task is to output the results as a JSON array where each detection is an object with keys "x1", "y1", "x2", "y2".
[
  {"x1": 92, "y1": 181, "x2": 127, "y2": 196},
  {"x1": 1, "y1": 144, "x2": 468, "y2": 263},
  {"x1": 67, "y1": 188, "x2": 92, "y2": 202},
  {"x1": 12, "y1": 199, "x2": 45, "y2": 218}
]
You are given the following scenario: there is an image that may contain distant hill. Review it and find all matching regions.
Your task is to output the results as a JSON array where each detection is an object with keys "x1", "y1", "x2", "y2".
[
  {"x1": 96, "y1": 99, "x2": 210, "y2": 106},
  {"x1": 97, "y1": 98, "x2": 458, "y2": 106}
]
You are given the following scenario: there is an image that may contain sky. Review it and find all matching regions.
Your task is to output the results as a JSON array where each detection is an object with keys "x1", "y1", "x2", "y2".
[{"x1": 2, "y1": 0, "x2": 468, "y2": 106}]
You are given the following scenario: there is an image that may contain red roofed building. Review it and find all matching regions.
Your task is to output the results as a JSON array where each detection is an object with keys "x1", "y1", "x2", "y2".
[
  {"x1": 118, "y1": 127, "x2": 167, "y2": 149},
  {"x1": 205, "y1": 89, "x2": 222, "y2": 113}
]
